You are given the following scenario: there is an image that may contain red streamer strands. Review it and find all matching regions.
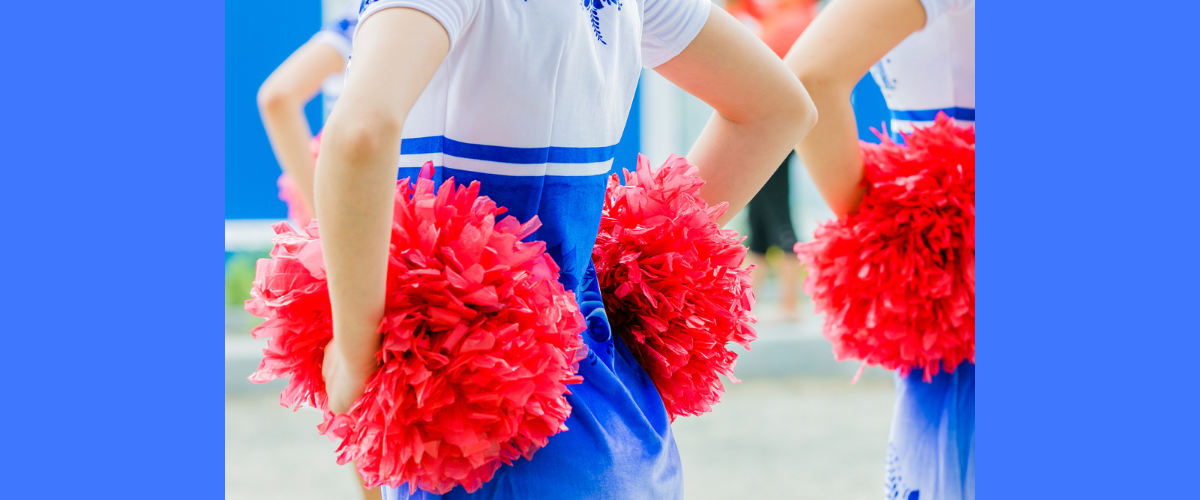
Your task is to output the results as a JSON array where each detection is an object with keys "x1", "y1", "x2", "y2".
[
  {"x1": 593, "y1": 154, "x2": 757, "y2": 421},
  {"x1": 246, "y1": 163, "x2": 586, "y2": 493},
  {"x1": 795, "y1": 113, "x2": 975, "y2": 381}
]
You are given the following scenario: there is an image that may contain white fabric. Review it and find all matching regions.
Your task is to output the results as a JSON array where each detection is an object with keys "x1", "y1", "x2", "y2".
[
  {"x1": 355, "y1": 0, "x2": 711, "y2": 174},
  {"x1": 916, "y1": 0, "x2": 972, "y2": 28},
  {"x1": 869, "y1": 0, "x2": 974, "y2": 134}
]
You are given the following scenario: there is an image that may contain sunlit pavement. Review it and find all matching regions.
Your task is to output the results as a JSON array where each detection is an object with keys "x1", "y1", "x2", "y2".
[{"x1": 226, "y1": 284, "x2": 896, "y2": 499}]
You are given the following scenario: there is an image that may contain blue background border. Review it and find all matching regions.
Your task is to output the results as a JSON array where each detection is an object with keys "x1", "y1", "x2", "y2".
[
  {"x1": 4, "y1": 1, "x2": 1199, "y2": 498},
  {"x1": 2, "y1": 1, "x2": 224, "y2": 497},
  {"x1": 984, "y1": 1, "x2": 1200, "y2": 497}
]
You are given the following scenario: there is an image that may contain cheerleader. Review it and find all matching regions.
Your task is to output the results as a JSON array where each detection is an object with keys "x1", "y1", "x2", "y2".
[
  {"x1": 784, "y1": 0, "x2": 975, "y2": 498},
  {"x1": 314, "y1": 1, "x2": 815, "y2": 498},
  {"x1": 257, "y1": 3, "x2": 358, "y2": 224}
]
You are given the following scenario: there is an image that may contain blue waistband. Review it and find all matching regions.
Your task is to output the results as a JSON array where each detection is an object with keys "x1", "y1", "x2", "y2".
[{"x1": 890, "y1": 107, "x2": 975, "y2": 122}]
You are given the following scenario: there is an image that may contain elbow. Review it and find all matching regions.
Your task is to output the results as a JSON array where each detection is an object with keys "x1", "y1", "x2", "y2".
[
  {"x1": 256, "y1": 80, "x2": 296, "y2": 115},
  {"x1": 778, "y1": 78, "x2": 818, "y2": 144},
  {"x1": 791, "y1": 61, "x2": 856, "y2": 107},
  {"x1": 793, "y1": 87, "x2": 818, "y2": 139},
  {"x1": 321, "y1": 112, "x2": 403, "y2": 167}
]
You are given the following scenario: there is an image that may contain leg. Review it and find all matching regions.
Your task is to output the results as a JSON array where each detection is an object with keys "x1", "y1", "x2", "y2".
[
  {"x1": 351, "y1": 462, "x2": 382, "y2": 500},
  {"x1": 759, "y1": 153, "x2": 801, "y2": 319},
  {"x1": 777, "y1": 250, "x2": 801, "y2": 321},
  {"x1": 745, "y1": 182, "x2": 773, "y2": 285}
]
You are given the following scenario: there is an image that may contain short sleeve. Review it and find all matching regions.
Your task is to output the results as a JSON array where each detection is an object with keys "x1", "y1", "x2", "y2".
[
  {"x1": 641, "y1": 0, "x2": 712, "y2": 69},
  {"x1": 918, "y1": 0, "x2": 974, "y2": 28},
  {"x1": 309, "y1": 4, "x2": 359, "y2": 62},
  {"x1": 357, "y1": 0, "x2": 479, "y2": 49}
]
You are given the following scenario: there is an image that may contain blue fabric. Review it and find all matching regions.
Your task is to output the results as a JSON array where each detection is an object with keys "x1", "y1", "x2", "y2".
[
  {"x1": 890, "y1": 107, "x2": 975, "y2": 123},
  {"x1": 886, "y1": 107, "x2": 975, "y2": 143},
  {"x1": 385, "y1": 167, "x2": 684, "y2": 500},
  {"x1": 885, "y1": 363, "x2": 975, "y2": 500}
]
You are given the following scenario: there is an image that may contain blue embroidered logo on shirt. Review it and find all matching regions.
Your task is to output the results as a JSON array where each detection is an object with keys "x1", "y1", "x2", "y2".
[
  {"x1": 872, "y1": 60, "x2": 897, "y2": 90},
  {"x1": 581, "y1": 0, "x2": 623, "y2": 45}
]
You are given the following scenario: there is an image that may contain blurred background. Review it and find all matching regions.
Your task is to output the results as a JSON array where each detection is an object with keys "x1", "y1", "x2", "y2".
[{"x1": 226, "y1": 0, "x2": 898, "y2": 498}]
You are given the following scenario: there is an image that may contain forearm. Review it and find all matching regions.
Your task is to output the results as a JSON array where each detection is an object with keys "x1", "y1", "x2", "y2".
[
  {"x1": 689, "y1": 111, "x2": 810, "y2": 226},
  {"x1": 260, "y1": 101, "x2": 317, "y2": 210},
  {"x1": 313, "y1": 119, "x2": 402, "y2": 370},
  {"x1": 781, "y1": 0, "x2": 925, "y2": 216},
  {"x1": 257, "y1": 41, "x2": 347, "y2": 211},
  {"x1": 657, "y1": 6, "x2": 817, "y2": 227},
  {"x1": 792, "y1": 83, "x2": 865, "y2": 216},
  {"x1": 314, "y1": 7, "x2": 450, "y2": 376}
]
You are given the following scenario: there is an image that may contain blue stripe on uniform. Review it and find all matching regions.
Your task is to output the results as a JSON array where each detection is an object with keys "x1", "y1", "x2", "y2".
[
  {"x1": 890, "y1": 107, "x2": 975, "y2": 122},
  {"x1": 400, "y1": 136, "x2": 617, "y2": 164}
]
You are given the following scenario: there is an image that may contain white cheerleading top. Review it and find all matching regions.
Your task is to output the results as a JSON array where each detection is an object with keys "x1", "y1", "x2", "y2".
[{"x1": 869, "y1": 0, "x2": 975, "y2": 135}]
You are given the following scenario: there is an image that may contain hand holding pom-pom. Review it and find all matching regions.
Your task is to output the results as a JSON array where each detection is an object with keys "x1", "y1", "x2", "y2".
[
  {"x1": 321, "y1": 339, "x2": 375, "y2": 415},
  {"x1": 247, "y1": 163, "x2": 586, "y2": 494},
  {"x1": 593, "y1": 154, "x2": 757, "y2": 421},
  {"x1": 795, "y1": 112, "x2": 974, "y2": 381}
]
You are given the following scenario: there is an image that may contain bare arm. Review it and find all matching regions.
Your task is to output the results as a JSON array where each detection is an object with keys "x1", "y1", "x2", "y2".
[
  {"x1": 655, "y1": 7, "x2": 817, "y2": 226},
  {"x1": 257, "y1": 41, "x2": 345, "y2": 213},
  {"x1": 315, "y1": 8, "x2": 450, "y2": 414},
  {"x1": 782, "y1": 0, "x2": 924, "y2": 216}
]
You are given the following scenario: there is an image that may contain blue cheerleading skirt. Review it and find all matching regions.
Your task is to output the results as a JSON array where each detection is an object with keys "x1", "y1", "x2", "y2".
[
  {"x1": 384, "y1": 264, "x2": 684, "y2": 500},
  {"x1": 885, "y1": 362, "x2": 975, "y2": 500}
]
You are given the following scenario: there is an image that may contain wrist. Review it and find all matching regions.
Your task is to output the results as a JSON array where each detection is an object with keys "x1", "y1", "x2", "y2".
[{"x1": 333, "y1": 328, "x2": 383, "y2": 376}]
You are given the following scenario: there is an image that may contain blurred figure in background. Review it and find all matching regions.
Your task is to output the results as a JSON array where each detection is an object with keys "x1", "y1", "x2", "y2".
[
  {"x1": 256, "y1": 4, "x2": 382, "y2": 500},
  {"x1": 785, "y1": 0, "x2": 975, "y2": 498},
  {"x1": 725, "y1": 0, "x2": 819, "y2": 322},
  {"x1": 257, "y1": 3, "x2": 357, "y2": 225}
]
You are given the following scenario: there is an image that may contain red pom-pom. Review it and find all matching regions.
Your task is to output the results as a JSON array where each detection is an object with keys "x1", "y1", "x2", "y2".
[
  {"x1": 593, "y1": 154, "x2": 757, "y2": 421},
  {"x1": 247, "y1": 163, "x2": 586, "y2": 494},
  {"x1": 276, "y1": 132, "x2": 323, "y2": 224},
  {"x1": 795, "y1": 113, "x2": 974, "y2": 381}
]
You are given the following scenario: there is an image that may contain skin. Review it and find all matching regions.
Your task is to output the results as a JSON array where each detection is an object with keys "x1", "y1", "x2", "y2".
[
  {"x1": 257, "y1": 40, "x2": 345, "y2": 212},
  {"x1": 318, "y1": 7, "x2": 816, "y2": 418},
  {"x1": 782, "y1": 0, "x2": 926, "y2": 216},
  {"x1": 258, "y1": 37, "x2": 381, "y2": 500}
]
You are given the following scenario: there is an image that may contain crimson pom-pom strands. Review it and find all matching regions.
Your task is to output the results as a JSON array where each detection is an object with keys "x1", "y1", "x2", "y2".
[
  {"x1": 593, "y1": 154, "x2": 758, "y2": 421},
  {"x1": 246, "y1": 163, "x2": 586, "y2": 494},
  {"x1": 795, "y1": 113, "x2": 974, "y2": 382}
]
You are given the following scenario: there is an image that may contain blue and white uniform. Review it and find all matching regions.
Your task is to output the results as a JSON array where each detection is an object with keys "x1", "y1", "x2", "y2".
[
  {"x1": 871, "y1": 1, "x2": 975, "y2": 499},
  {"x1": 869, "y1": 0, "x2": 974, "y2": 137},
  {"x1": 308, "y1": 3, "x2": 359, "y2": 118},
  {"x1": 352, "y1": 0, "x2": 713, "y2": 498}
]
